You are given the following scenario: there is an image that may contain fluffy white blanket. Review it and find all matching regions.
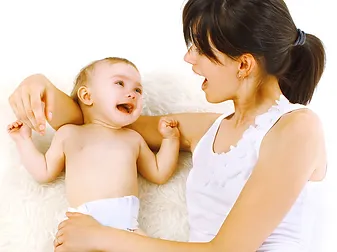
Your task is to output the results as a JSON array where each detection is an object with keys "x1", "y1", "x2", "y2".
[{"x1": 0, "y1": 71, "x2": 232, "y2": 252}]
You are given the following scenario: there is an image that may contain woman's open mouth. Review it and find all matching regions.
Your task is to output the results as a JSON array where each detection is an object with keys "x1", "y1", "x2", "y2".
[{"x1": 202, "y1": 78, "x2": 208, "y2": 90}]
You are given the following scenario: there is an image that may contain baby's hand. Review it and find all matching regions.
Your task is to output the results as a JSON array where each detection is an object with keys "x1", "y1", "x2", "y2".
[
  {"x1": 158, "y1": 117, "x2": 180, "y2": 139},
  {"x1": 7, "y1": 120, "x2": 32, "y2": 141}
]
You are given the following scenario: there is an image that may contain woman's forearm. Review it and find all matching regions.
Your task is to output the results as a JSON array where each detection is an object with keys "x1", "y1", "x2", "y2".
[
  {"x1": 128, "y1": 115, "x2": 162, "y2": 150},
  {"x1": 46, "y1": 79, "x2": 83, "y2": 130},
  {"x1": 99, "y1": 227, "x2": 215, "y2": 252}
]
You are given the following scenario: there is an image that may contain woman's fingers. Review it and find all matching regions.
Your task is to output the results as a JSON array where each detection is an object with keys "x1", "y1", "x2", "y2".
[
  {"x1": 21, "y1": 92, "x2": 37, "y2": 130},
  {"x1": 65, "y1": 211, "x2": 83, "y2": 218},
  {"x1": 8, "y1": 95, "x2": 19, "y2": 120},
  {"x1": 9, "y1": 90, "x2": 34, "y2": 129},
  {"x1": 30, "y1": 91, "x2": 46, "y2": 133},
  {"x1": 57, "y1": 219, "x2": 67, "y2": 231},
  {"x1": 54, "y1": 233, "x2": 64, "y2": 248},
  {"x1": 8, "y1": 74, "x2": 50, "y2": 134},
  {"x1": 9, "y1": 93, "x2": 30, "y2": 128}
]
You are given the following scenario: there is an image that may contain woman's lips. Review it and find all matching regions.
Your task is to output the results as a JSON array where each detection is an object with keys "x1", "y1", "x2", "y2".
[{"x1": 202, "y1": 78, "x2": 208, "y2": 90}]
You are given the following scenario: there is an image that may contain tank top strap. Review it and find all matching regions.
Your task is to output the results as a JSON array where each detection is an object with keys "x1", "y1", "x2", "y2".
[
  {"x1": 253, "y1": 95, "x2": 308, "y2": 156},
  {"x1": 193, "y1": 111, "x2": 233, "y2": 157},
  {"x1": 207, "y1": 112, "x2": 232, "y2": 139},
  {"x1": 257, "y1": 96, "x2": 306, "y2": 134}
]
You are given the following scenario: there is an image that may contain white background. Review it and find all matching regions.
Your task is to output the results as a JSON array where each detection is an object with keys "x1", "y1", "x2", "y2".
[{"x1": 0, "y1": 0, "x2": 335, "y2": 251}]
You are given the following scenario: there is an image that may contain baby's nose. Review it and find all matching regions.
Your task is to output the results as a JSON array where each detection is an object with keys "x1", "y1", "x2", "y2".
[{"x1": 127, "y1": 92, "x2": 136, "y2": 99}]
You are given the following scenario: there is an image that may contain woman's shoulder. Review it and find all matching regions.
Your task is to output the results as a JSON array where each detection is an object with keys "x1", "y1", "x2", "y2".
[
  {"x1": 264, "y1": 108, "x2": 326, "y2": 180},
  {"x1": 276, "y1": 107, "x2": 322, "y2": 135}
]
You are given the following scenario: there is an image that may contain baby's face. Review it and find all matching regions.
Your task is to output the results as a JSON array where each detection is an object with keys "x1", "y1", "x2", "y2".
[{"x1": 89, "y1": 62, "x2": 143, "y2": 127}]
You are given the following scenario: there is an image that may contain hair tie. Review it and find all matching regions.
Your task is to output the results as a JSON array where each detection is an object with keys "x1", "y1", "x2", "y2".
[{"x1": 293, "y1": 29, "x2": 306, "y2": 46}]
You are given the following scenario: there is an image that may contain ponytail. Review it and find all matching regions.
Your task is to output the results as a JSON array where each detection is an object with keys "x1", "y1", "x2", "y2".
[{"x1": 279, "y1": 34, "x2": 326, "y2": 105}]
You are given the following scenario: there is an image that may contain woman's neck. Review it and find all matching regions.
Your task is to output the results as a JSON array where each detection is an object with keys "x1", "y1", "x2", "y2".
[{"x1": 231, "y1": 76, "x2": 282, "y2": 127}]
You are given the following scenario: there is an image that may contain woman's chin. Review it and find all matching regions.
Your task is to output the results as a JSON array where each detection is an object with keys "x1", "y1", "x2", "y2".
[
  {"x1": 205, "y1": 95, "x2": 219, "y2": 104},
  {"x1": 204, "y1": 93, "x2": 229, "y2": 104}
]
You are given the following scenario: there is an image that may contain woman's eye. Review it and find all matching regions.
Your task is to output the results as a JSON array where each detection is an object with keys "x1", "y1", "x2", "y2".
[
  {"x1": 189, "y1": 45, "x2": 202, "y2": 55},
  {"x1": 193, "y1": 47, "x2": 202, "y2": 55},
  {"x1": 135, "y1": 88, "x2": 142, "y2": 94},
  {"x1": 116, "y1": 81, "x2": 124, "y2": 86}
]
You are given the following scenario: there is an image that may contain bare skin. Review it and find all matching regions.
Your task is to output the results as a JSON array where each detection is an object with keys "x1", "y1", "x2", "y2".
[
  {"x1": 9, "y1": 72, "x2": 326, "y2": 252},
  {"x1": 7, "y1": 61, "x2": 180, "y2": 237},
  {"x1": 8, "y1": 48, "x2": 326, "y2": 252},
  {"x1": 7, "y1": 120, "x2": 179, "y2": 207}
]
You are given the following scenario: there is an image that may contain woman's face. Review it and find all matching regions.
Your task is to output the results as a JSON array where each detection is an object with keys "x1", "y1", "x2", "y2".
[{"x1": 184, "y1": 45, "x2": 241, "y2": 103}]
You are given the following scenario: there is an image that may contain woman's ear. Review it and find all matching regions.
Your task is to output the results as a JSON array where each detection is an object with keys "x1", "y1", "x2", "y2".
[
  {"x1": 77, "y1": 86, "x2": 93, "y2": 106},
  {"x1": 237, "y1": 53, "x2": 256, "y2": 78}
]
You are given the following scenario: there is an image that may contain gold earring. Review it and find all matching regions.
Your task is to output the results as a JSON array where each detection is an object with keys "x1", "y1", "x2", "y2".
[{"x1": 237, "y1": 72, "x2": 242, "y2": 79}]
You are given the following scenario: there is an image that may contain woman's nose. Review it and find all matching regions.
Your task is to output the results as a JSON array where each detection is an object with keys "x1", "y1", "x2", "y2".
[{"x1": 184, "y1": 46, "x2": 197, "y2": 65}]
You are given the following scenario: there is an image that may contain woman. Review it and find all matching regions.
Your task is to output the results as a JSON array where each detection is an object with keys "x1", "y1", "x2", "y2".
[{"x1": 9, "y1": 0, "x2": 326, "y2": 251}]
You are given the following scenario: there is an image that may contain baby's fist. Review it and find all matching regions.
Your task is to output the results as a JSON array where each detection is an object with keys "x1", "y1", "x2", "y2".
[
  {"x1": 7, "y1": 120, "x2": 32, "y2": 141},
  {"x1": 158, "y1": 117, "x2": 180, "y2": 139}
]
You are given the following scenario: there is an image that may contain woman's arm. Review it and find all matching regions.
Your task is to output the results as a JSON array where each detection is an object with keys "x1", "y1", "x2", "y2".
[
  {"x1": 55, "y1": 109, "x2": 326, "y2": 252},
  {"x1": 9, "y1": 74, "x2": 220, "y2": 149},
  {"x1": 101, "y1": 228, "x2": 213, "y2": 252},
  {"x1": 8, "y1": 74, "x2": 83, "y2": 133},
  {"x1": 112, "y1": 110, "x2": 325, "y2": 251},
  {"x1": 209, "y1": 109, "x2": 326, "y2": 251},
  {"x1": 129, "y1": 113, "x2": 220, "y2": 151},
  {"x1": 55, "y1": 212, "x2": 215, "y2": 252}
]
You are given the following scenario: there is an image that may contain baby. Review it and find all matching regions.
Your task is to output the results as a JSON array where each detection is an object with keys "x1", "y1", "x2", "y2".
[{"x1": 7, "y1": 57, "x2": 180, "y2": 234}]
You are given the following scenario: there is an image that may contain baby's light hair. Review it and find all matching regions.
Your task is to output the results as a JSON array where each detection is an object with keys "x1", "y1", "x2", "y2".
[{"x1": 70, "y1": 57, "x2": 138, "y2": 103}]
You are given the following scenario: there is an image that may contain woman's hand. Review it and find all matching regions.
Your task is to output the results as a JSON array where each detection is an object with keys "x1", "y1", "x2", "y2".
[
  {"x1": 54, "y1": 212, "x2": 105, "y2": 252},
  {"x1": 8, "y1": 74, "x2": 54, "y2": 135}
]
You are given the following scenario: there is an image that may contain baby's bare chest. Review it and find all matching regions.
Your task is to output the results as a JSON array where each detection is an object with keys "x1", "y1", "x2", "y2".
[{"x1": 64, "y1": 130, "x2": 140, "y2": 159}]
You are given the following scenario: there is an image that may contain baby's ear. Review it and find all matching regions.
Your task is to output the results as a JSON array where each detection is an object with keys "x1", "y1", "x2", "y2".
[{"x1": 77, "y1": 86, "x2": 93, "y2": 106}]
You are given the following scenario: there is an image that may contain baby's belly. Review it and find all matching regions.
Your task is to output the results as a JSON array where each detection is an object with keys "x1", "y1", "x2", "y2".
[{"x1": 65, "y1": 159, "x2": 138, "y2": 207}]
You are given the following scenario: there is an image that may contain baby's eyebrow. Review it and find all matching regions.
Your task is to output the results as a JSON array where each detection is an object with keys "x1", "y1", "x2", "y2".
[
  {"x1": 110, "y1": 74, "x2": 128, "y2": 80},
  {"x1": 111, "y1": 74, "x2": 141, "y2": 87}
]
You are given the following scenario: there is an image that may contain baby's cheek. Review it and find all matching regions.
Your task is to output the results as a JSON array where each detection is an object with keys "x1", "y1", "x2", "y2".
[{"x1": 138, "y1": 98, "x2": 143, "y2": 107}]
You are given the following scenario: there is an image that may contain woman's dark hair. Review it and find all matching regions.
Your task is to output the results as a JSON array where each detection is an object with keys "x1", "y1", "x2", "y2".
[{"x1": 183, "y1": 0, "x2": 326, "y2": 105}]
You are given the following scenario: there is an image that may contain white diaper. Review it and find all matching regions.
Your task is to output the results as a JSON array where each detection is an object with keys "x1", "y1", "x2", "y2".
[{"x1": 66, "y1": 195, "x2": 140, "y2": 231}]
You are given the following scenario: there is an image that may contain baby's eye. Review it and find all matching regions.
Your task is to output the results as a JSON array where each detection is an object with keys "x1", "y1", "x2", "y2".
[
  {"x1": 135, "y1": 88, "x2": 142, "y2": 94},
  {"x1": 115, "y1": 81, "x2": 124, "y2": 86}
]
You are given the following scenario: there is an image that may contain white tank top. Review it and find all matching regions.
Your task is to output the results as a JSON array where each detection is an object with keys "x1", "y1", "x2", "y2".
[{"x1": 186, "y1": 95, "x2": 323, "y2": 251}]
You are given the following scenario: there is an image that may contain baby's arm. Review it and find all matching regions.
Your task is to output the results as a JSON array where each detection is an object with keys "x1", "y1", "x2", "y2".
[
  {"x1": 137, "y1": 117, "x2": 180, "y2": 185},
  {"x1": 7, "y1": 120, "x2": 67, "y2": 183}
]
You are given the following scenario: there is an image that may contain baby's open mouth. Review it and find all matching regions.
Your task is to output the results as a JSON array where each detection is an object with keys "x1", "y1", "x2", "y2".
[{"x1": 116, "y1": 103, "x2": 134, "y2": 114}]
